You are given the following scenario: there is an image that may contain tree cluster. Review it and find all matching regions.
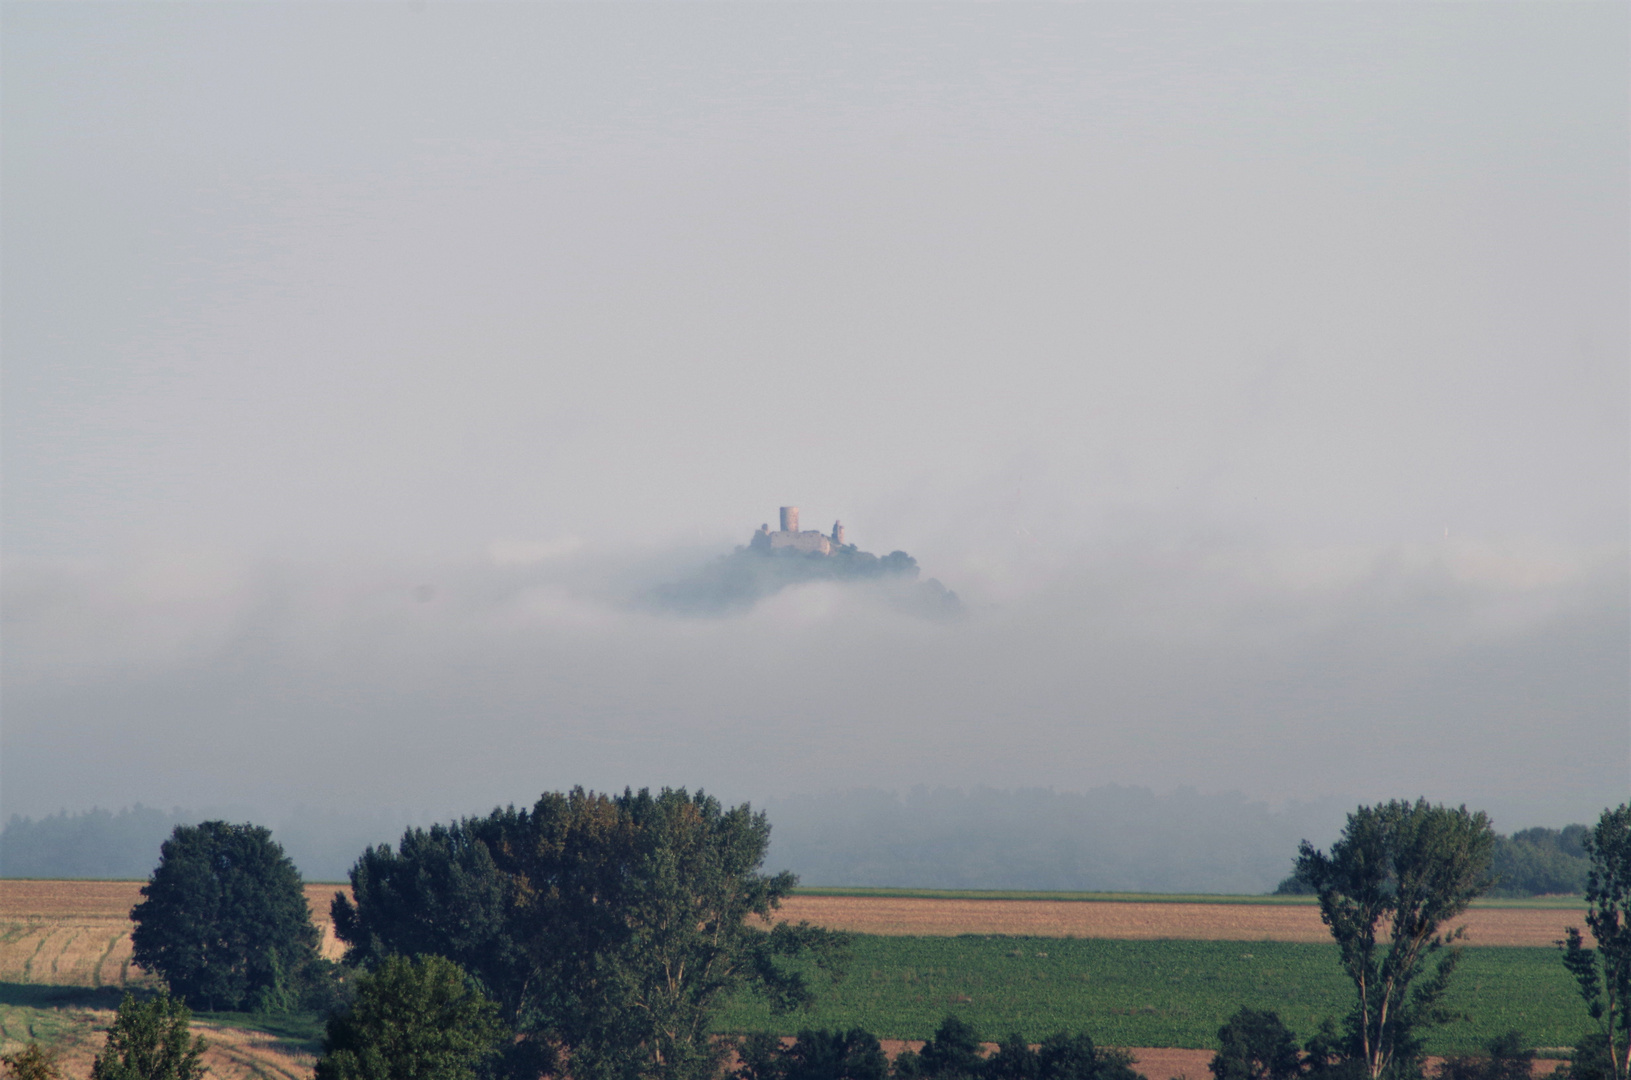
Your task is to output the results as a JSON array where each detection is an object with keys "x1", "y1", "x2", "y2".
[
  {"x1": 1490, "y1": 827, "x2": 1590, "y2": 898},
  {"x1": 129, "y1": 821, "x2": 337, "y2": 1014},
  {"x1": 1276, "y1": 824, "x2": 1590, "y2": 899},
  {"x1": 331, "y1": 787, "x2": 847, "y2": 1080},
  {"x1": 315, "y1": 955, "x2": 504, "y2": 1080},
  {"x1": 1209, "y1": 1009, "x2": 1535, "y2": 1080},
  {"x1": 738, "y1": 1016, "x2": 1143, "y2": 1080}
]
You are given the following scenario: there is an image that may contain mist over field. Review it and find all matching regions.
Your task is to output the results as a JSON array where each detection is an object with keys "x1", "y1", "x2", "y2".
[
  {"x1": 1, "y1": 787, "x2": 1354, "y2": 892},
  {"x1": 3, "y1": 4, "x2": 1626, "y2": 859}
]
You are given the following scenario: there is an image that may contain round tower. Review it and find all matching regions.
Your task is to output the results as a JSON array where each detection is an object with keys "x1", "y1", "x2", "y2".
[{"x1": 779, "y1": 506, "x2": 799, "y2": 532}]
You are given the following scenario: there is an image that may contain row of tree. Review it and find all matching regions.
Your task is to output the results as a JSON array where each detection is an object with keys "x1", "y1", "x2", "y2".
[
  {"x1": 1274, "y1": 801, "x2": 1630, "y2": 1080},
  {"x1": 12, "y1": 794, "x2": 1629, "y2": 1080},
  {"x1": 1275, "y1": 825, "x2": 1596, "y2": 899}
]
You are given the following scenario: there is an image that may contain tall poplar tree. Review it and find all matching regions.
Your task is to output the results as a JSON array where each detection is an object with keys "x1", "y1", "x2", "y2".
[
  {"x1": 1561, "y1": 804, "x2": 1631, "y2": 1080},
  {"x1": 1296, "y1": 799, "x2": 1494, "y2": 1080}
]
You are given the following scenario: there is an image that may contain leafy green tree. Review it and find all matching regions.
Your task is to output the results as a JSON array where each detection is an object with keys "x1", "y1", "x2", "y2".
[
  {"x1": 1295, "y1": 799, "x2": 1495, "y2": 1080},
  {"x1": 729, "y1": 1029, "x2": 888, "y2": 1080},
  {"x1": 332, "y1": 813, "x2": 530, "y2": 1024},
  {"x1": 1434, "y1": 1031, "x2": 1532, "y2": 1080},
  {"x1": 734, "y1": 1034, "x2": 789, "y2": 1080},
  {"x1": 2, "y1": 1043, "x2": 65, "y2": 1080},
  {"x1": 1210, "y1": 1009, "x2": 1303, "y2": 1080},
  {"x1": 1036, "y1": 1033, "x2": 1141, "y2": 1080},
  {"x1": 1560, "y1": 804, "x2": 1631, "y2": 1080},
  {"x1": 1300, "y1": 1020, "x2": 1362, "y2": 1080},
  {"x1": 912, "y1": 1016, "x2": 984, "y2": 1080},
  {"x1": 782, "y1": 1029, "x2": 889, "y2": 1080},
  {"x1": 985, "y1": 1035, "x2": 1039, "y2": 1080},
  {"x1": 1568, "y1": 1033, "x2": 1618, "y2": 1080},
  {"x1": 334, "y1": 788, "x2": 847, "y2": 1080},
  {"x1": 131, "y1": 821, "x2": 320, "y2": 1012},
  {"x1": 1491, "y1": 828, "x2": 1589, "y2": 897},
  {"x1": 90, "y1": 992, "x2": 209, "y2": 1080},
  {"x1": 313, "y1": 955, "x2": 504, "y2": 1080}
]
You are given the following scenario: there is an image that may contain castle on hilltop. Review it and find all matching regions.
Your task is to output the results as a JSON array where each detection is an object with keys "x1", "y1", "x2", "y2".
[{"x1": 750, "y1": 506, "x2": 845, "y2": 556}]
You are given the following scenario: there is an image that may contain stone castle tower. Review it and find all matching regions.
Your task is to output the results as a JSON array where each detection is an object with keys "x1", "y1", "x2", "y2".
[{"x1": 753, "y1": 506, "x2": 844, "y2": 555}]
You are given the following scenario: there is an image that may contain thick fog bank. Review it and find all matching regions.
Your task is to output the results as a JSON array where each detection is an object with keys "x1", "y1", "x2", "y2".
[
  {"x1": 4, "y1": 5, "x2": 1624, "y2": 867},
  {"x1": 2, "y1": 538, "x2": 1624, "y2": 830}
]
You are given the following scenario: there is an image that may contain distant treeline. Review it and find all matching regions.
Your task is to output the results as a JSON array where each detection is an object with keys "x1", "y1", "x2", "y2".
[
  {"x1": 0, "y1": 791, "x2": 1594, "y2": 896},
  {"x1": 0, "y1": 805, "x2": 418, "y2": 882},
  {"x1": 1274, "y1": 823, "x2": 1591, "y2": 897}
]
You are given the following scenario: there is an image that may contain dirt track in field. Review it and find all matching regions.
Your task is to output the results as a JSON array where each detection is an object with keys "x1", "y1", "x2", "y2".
[{"x1": 768, "y1": 896, "x2": 1588, "y2": 948}]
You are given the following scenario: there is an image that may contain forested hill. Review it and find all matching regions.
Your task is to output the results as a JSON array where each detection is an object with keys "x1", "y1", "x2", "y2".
[{"x1": 647, "y1": 542, "x2": 961, "y2": 619}]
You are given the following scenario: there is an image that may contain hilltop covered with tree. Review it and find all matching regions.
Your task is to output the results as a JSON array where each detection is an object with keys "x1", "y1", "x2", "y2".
[{"x1": 648, "y1": 541, "x2": 961, "y2": 619}]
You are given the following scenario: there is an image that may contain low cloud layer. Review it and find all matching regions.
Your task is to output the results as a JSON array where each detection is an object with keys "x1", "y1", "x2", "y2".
[{"x1": 4, "y1": 533, "x2": 1623, "y2": 833}]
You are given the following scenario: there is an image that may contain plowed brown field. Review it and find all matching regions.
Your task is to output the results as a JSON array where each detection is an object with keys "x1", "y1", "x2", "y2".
[{"x1": 770, "y1": 896, "x2": 1585, "y2": 948}]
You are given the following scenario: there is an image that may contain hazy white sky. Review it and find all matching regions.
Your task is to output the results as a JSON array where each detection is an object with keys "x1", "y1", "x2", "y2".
[{"x1": 3, "y1": 3, "x2": 1626, "y2": 832}]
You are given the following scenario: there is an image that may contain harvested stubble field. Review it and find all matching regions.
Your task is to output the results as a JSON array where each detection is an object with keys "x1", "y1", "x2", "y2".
[
  {"x1": 0, "y1": 985, "x2": 318, "y2": 1080},
  {"x1": 0, "y1": 881, "x2": 349, "y2": 988}
]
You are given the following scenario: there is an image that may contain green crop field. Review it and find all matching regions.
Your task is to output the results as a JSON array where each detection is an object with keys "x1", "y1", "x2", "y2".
[{"x1": 715, "y1": 935, "x2": 1586, "y2": 1055}]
